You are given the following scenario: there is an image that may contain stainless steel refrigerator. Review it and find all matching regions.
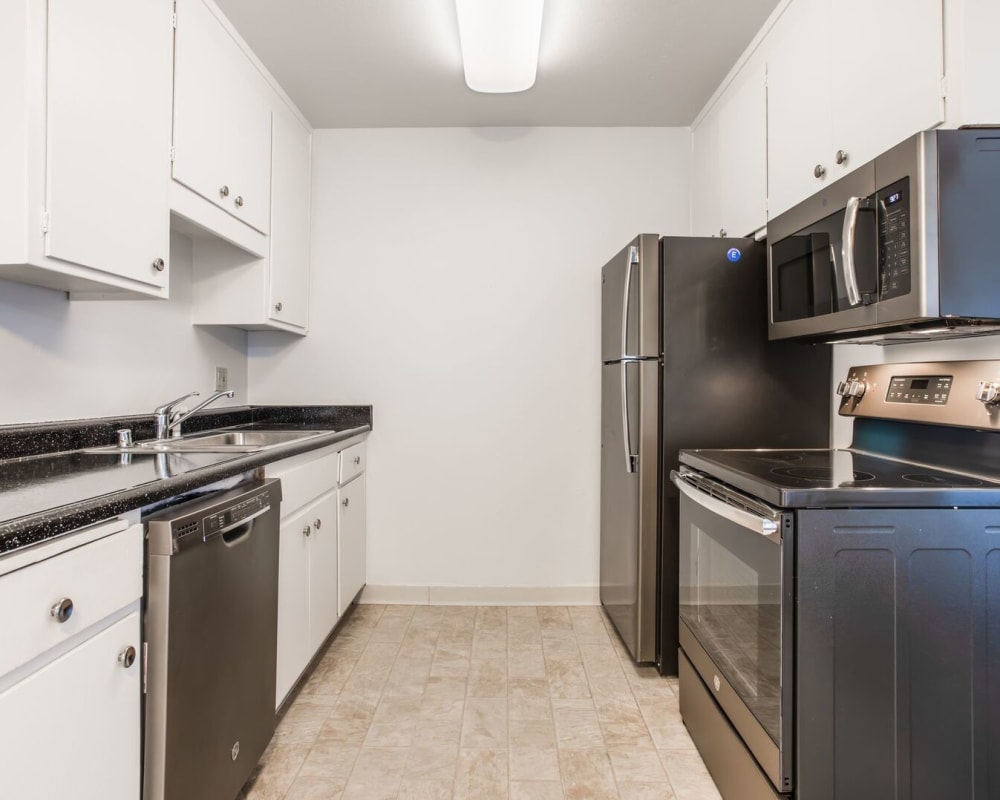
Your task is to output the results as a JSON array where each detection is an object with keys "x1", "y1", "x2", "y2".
[{"x1": 600, "y1": 234, "x2": 832, "y2": 673}]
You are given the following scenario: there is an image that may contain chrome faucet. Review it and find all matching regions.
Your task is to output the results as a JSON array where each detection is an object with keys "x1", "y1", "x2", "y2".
[{"x1": 153, "y1": 390, "x2": 235, "y2": 439}]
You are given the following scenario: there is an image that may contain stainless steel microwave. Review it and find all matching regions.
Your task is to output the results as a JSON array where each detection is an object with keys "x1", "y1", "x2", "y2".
[{"x1": 767, "y1": 129, "x2": 1000, "y2": 343}]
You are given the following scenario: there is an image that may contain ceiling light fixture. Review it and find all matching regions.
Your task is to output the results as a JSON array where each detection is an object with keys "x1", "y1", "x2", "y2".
[{"x1": 455, "y1": 0, "x2": 544, "y2": 94}]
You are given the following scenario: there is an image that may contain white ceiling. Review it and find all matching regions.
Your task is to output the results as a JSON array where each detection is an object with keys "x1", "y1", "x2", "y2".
[{"x1": 213, "y1": 0, "x2": 782, "y2": 129}]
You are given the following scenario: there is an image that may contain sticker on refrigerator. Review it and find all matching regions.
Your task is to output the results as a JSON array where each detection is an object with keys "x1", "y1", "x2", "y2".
[{"x1": 726, "y1": 248, "x2": 742, "y2": 263}]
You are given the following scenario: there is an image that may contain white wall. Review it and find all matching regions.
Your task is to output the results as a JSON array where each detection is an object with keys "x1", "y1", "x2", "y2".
[
  {"x1": 249, "y1": 127, "x2": 692, "y2": 595},
  {"x1": 0, "y1": 232, "x2": 247, "y2": 424}
]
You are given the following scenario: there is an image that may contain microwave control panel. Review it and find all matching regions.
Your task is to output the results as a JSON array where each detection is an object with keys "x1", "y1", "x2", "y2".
[{"x1": 877, "y1": 178, "x2": 911, "y2": 301}]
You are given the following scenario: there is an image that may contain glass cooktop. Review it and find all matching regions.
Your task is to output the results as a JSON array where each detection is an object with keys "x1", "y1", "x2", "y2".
[{"x1": 679, "y1": 448, "x2": 1000, "y2": 508}]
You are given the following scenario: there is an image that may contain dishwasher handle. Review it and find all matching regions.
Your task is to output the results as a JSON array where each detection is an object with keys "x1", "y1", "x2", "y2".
[{"x1": 203, "y1": 504, "x2": 271, "y2": 544}]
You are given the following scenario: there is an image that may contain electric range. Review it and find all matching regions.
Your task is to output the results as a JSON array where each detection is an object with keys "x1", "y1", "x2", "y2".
[{"x1": 673, "y1": 359, "x2": 1000, "y2": 800}]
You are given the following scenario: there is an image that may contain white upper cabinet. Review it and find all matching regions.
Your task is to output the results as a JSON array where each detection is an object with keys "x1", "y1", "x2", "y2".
[
  {"x1": 0, "y1": 0, "x2": 172, "y2": 297},
  {"x1": 172, "y1": 0, "x2": 273, "y2": 236},
  {"x1": 767, "y1": 0, "x2": 944, "y2": 218},
  {"x1": 827, "y1": 0, "x2": 944, "y2": 178},
  {"x1": 766, "y1": 0, "x2": 832, "y2": 218},
  {"x1": 267, "y1": 104, "x2": 313, "y2": 331},
  {"x1": 691, "y1": 55, "x2": 768, "y2": 238}
]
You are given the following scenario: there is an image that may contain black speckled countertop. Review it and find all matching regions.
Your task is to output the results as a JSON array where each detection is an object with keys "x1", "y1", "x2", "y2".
[{"x1": 0, "y1": 405, "x2": 372, "y2": 556}]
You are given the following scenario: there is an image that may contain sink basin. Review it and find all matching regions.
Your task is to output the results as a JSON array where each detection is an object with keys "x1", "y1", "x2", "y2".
[
  {"x1": 84, "y1": 428, "x2": 329, "y2": 455},
  {"x1": 174, "y1": 429, "x2": 328, "y2": 448}
]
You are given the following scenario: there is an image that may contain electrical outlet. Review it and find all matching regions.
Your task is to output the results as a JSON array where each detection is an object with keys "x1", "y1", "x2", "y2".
[{"x1": 215, "y1": 366, "x2": 229, "y2": 392}]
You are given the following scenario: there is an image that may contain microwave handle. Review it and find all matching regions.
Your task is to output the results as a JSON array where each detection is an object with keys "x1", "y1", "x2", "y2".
[{"x1": 841, "y1": 196, "x2": 863, "y2": 307}]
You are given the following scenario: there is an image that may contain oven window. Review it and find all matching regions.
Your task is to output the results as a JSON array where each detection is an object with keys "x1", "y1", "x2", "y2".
[
  {"x1": 771, "y1": 206, "x2": 878, "y2": 322},
  {"x1": 679, "y1": 501, "x2": 784, "y2": 745}
]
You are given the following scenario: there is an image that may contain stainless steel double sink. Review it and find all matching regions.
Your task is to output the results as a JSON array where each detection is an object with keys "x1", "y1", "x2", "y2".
[{"x1": 87, "y1": 428, "x2": 330, "y2": 455}]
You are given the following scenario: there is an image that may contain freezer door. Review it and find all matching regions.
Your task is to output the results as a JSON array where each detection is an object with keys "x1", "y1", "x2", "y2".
[
  {"x1": 600, "y1": 360, "x2": 659, "y2": 663},
  {"x1": 601, "y1": 234, "x2": 661, "y2": 362}
]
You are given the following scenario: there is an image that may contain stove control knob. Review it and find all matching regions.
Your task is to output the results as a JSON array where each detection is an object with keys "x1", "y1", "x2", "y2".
[
  {"x1": 976, "y1": 381, "x2": 1000, "y2": 406},
  {"x1": 837, "y1": 378, "x2": 867, "y2": 399}
]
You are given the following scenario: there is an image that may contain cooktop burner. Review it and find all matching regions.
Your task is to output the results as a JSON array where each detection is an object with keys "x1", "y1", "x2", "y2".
[
  {"x1": 903, "y1": 473, "x2": 983, "y2": 486},
  {"x1": 771, "y1": 466, "x2": 876, "y2": 482}
]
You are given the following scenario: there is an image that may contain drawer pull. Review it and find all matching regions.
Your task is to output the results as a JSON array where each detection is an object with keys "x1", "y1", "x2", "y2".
[
  {"x1": 118, "y1": 646, "x2": 136, "y2": 669},
  {"x1": 50, "y1": 597, "x2": 74, "y2": 624},
  {"x1": 303, "y1": 524, "x2": 311, "y2": 537},
  {"x1": 353, "y1": 456, "x2": 361, "y2": 465},
  {"x1": 342, "y1": 498, "x2": 350, "y2": 508},
  {"x1": 313, "y1": 518, "x2": 322, "y2": 530}
]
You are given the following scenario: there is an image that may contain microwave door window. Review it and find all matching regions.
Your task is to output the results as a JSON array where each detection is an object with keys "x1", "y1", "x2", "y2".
[{"x1": 772, "y1": 231, "x2": 837, "y2": 322}]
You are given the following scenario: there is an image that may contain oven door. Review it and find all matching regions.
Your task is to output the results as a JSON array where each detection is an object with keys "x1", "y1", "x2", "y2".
[{"x1": 672, "y1": 469, "x2": 794, "y2": 794}]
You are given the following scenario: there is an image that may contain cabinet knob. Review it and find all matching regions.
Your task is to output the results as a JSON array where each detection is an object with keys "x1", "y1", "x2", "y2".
[
  {"x1": 50, "y1": 597, "x2": 74, "y2": 624},
  {"x1": 219, "y1": 185, "x2": 230, "y2": 198},
  {"x1": 813, "y1": 164, "x2": 826, "y2": 179},
  {"x1": 719, "y1": 228, "x2": 727, "y2": 238},
  {"x1": 152, "y1": 258, "x2": 165, "y2": 272},
  {"x1": 342, "y1": 498, "x2": 350, "y2": 508},
  {"x1": 234, "y1": 195, "x2": 244, "y2": 208},
  {"x1": 835, "y1": 149, "x2": 849, "y2": 165},
  {"x1": 302, "y1": 524, "x2": 311, "y2": 537},
  {"x1": 118, "y1": 645, "x2": 137, "y2": 669},
  {"x1": 313, "y1": 518, "x2": 322, "y2": 530},
  {"x1": 274, "y1": 301, "x2": 283, "y2": 313},
  {"x1": 353, "y1": 456, "x2": 361, "y2": 465}
]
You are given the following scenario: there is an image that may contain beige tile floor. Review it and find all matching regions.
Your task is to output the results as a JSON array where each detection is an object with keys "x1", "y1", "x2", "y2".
[{"x1": 243, "y1": 605, "x2": 723, "y2": 800}]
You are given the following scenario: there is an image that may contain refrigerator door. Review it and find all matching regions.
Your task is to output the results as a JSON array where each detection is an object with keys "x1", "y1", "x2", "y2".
[
  {"x1": 658, "y1": 236, "x2": 832, "y2": 675},
  {"x1": 601, "y1": 234, "x2": 661, "y2": 362},
  {"x1": 600, "y1": 359, "x2": 659, "y2": 663}
]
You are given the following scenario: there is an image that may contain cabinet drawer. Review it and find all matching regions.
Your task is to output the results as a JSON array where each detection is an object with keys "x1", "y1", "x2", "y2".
[
  {"x1": 0, "y1": 525, "x2": 142, "y2": 679},
  {"x1": 266, "y1": 445, "x2": 339, "y2": 519},
  {"x1": 339, "y1": 441, "x2": 367, "y2": 485}
]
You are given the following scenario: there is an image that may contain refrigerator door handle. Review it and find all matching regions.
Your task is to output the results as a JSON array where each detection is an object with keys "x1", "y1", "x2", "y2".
[
  {"x1": 621, "y1": 360, "x2": 638, "y2": 473},
  {"x1": 620, "y1": 245, "x2": 639, "y2": 358}
]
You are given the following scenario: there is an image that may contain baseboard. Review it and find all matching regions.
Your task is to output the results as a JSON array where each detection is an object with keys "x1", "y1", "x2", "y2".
[{"x1": 359, "y1": 585, "x2": 600, "y2": 606}]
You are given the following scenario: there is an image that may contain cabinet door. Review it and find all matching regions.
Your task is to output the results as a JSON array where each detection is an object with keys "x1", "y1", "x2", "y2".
[
  {"x1": 173, "y1": 0, "x2": 272, "y2": 234},
  {"x1": 0, "y1": 612, "x2": 140, "y2": 800},
  {"x1": 268, "y1": 105, "x2": 312, "y2": 330},
  {"x1": 690, "y1": 105, "x2": 722, "y2": 237},
  {"x1": 45, "y1": 0, "x2": 171, "y2": 288},
  {"x1": 766, "y1": 0, "x2": 833, "y2": 219},
  {"x1": 829, "y1": 0, "x2": 944, "y2": 179},
  {"x1": 717, "y1": 58, "x2": 768, "y2": 237},
  {"x1": 308, "y1": 493, "x2": 341, "y2": 650},
  {"x1": 276, "y1": 505, "x2": 313, "y2": 707},
  {"x1": 338, "y1": 473, "x2": 367, "y2": 616}
]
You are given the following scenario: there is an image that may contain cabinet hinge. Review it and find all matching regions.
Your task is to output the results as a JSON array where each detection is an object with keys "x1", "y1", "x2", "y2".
[
  {"x1": 171, "y1": 2, "x2": 177, "y2": 29},
  {"x1": 940, "y1": 75, "x2": 948, "y2": 99},
  {"x1": 40, "y1": 210, "x2": 49, "y2": 234},
  {"x1": 169, "y1": 145, "x2": 176, "y2": 163}
]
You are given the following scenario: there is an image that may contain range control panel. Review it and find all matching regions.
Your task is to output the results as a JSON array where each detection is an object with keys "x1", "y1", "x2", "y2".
[
  {"x1": 886, "y1": 375, "x2": 953, "y2": 405},
  {"x1": 838, "y1": 360, "x2": 1000, "y2": 429}
]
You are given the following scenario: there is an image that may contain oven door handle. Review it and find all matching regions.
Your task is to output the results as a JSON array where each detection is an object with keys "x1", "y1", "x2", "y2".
[{"x1": 671, "y1": 471, "x2": 780, "y2": 537}]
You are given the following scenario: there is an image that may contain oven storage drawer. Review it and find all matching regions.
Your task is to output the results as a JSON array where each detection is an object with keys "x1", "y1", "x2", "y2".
[{"x1": 679, "y1": 651, "x2": 784, "y2": 800}]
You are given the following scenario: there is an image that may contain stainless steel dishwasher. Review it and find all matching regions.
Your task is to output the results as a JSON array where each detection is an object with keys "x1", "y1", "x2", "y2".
[{"x1": 143, "y1": 478, "x2": 282, "y2": 800}]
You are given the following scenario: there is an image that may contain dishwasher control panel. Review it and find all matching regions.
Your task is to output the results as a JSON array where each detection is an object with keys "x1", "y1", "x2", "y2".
[{"x1": 202, "y1": 490, "x2": 272, "y2": 538}]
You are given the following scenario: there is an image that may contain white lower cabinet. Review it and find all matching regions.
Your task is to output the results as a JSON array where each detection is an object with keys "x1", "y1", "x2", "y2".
[
  {"x1": 338, "y1": 472, "x2": 367, "y2": 616},
  {"x1": 269, "y1": 438, "x2": 368, "y2": 707},
  {"x1": 0, "y1": 519, "x2": 142, "y2": 800},
  {"x1": 0, "y1": 611, "x2": 141, "y2": 800}
]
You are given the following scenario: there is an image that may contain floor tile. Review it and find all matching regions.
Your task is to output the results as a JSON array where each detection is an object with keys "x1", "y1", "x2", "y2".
[{"x1": 248, "y1": 605, "x2": 725, "y2": 800}]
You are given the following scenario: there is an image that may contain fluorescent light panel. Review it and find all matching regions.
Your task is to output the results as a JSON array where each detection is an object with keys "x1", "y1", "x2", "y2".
[{"x1": 455, "y1": 0, "x2": 543, "y2": 93}]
